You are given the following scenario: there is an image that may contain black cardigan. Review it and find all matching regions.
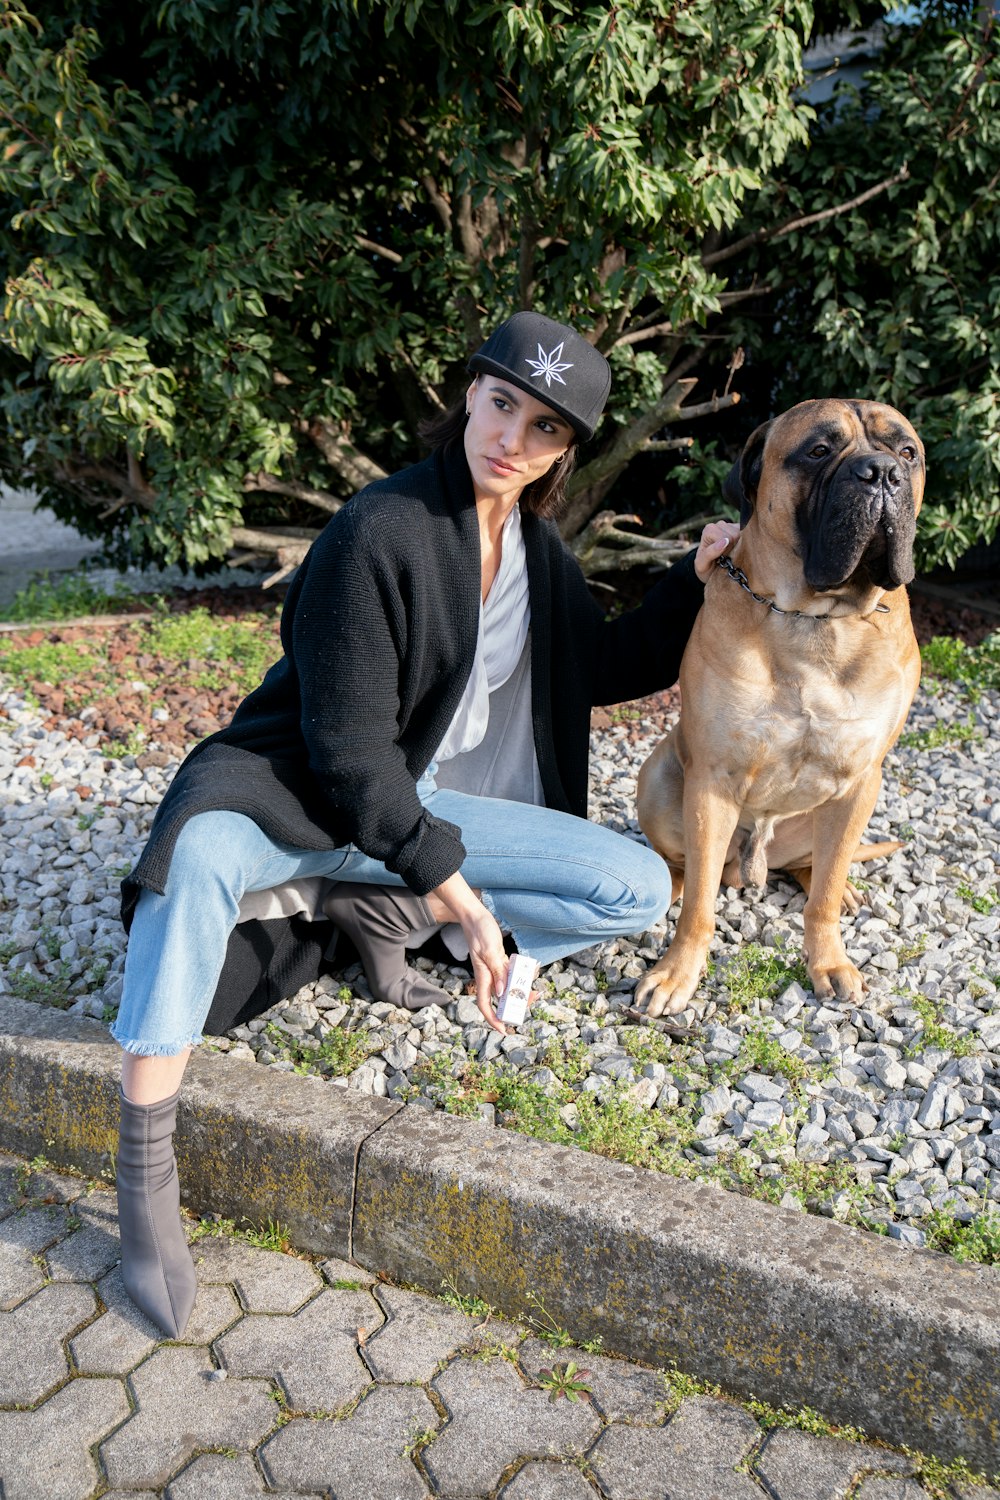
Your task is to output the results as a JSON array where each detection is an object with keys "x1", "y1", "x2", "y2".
[{"x1": 123, "y1": 440, "x2": 703, "y2": 925}]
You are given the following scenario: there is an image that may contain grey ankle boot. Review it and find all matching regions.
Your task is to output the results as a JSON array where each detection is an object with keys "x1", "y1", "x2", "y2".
[
  {"x1": 117, "y1": 1087, "x2": 197, "y2": 1338},
  {"x1": 323, "y1": 883, "x2": 452, "y2": 1010}
]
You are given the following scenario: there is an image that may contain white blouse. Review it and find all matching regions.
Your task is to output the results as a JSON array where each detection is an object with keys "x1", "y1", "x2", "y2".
[{"x1": 434, "y1": 503, "x2": 530, "y2": 763}]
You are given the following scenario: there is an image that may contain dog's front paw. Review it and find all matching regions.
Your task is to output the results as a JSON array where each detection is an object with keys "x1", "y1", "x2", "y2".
[
  {"x1": 633, "y1": 955, "x2": 703, "y2": 1017},
  {"x1": 808, "y1": 956, "x2": 868, "y2": 1004}
]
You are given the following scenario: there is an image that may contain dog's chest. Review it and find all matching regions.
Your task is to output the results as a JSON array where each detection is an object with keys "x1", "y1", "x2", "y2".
[{"x1": 727, "y1": 672, "x2": 899, "y2": 811}]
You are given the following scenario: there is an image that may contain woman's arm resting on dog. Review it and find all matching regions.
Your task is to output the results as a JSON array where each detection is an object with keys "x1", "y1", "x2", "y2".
[{"x1": 586, "y1": 520, "x2": 741, "y2": 706}]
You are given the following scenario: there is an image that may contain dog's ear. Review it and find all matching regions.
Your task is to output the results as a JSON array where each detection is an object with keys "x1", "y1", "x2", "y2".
[{"x1": 723, "y1": 420, "x2": 773, "y2": 527}]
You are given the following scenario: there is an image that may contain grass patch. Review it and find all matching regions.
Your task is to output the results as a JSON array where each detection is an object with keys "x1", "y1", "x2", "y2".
[
  {"x1": 898, "y1": 716, "x2": 983, "y2": 752},
  {"x1": 715, "y1": 943, "x2": 809, "y2": 1009},
  {"x1": 0, "y1": 638, "x2": 106, "y2": 710},
  {"x1": 143, "y1": 604, "x2": 275, "y2": 696},
  {"x1": 920, "y1": 632, "x2": 1000, "y2": 703},
  {"x1": 263, "y1": 1020, "x2": 378, "y2": 1078},
  {"x1": 4, "y1": 963, "x2": 74, "y2": 1009},
  {"x1": 957, "y1": 882, "x2": 998, "y2": 915},
  {"x1": 189, "y1": 1213, "x2": 293, "y2": 1252},
  {"x1": 906, "y1": 994, "x2": 978, "y2": 1059},
  {"x1": 735, "y1": 1027, "x2": 811, "y2": 1084},
  {"x1": 0, "y1": 571, "x2": 138, "y2": 623},
  {"x1": 922, "y1": 1204, "x2": 1000, "y2": 1265}
]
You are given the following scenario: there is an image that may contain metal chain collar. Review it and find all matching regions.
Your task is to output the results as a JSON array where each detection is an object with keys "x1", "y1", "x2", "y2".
[{"x1": 715, "y1": 552, "x2": 889, "y2": 617}]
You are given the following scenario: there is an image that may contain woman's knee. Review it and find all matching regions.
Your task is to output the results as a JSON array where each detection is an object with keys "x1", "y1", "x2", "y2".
[
  {"x1": 167, "y1": 811, "x2": 259, "y2": 895},
  {"x1": 573, "y1": 839, "x2": 671, "y2": 930},
  {"x1": 619, "y1": 841, "x2": 673, "y2": 930}
]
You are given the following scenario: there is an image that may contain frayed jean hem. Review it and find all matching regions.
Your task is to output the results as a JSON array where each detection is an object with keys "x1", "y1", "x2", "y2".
[{"x1": 110, "y1": 1027, "x2": 204, "y2": 1057}]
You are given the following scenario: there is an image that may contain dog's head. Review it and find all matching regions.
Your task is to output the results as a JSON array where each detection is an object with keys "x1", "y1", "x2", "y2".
[{"x1": 723, "y1": 399, "x2": 925, "y2": 593}]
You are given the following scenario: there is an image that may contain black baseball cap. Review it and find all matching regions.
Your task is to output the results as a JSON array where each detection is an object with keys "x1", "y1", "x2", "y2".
[{"x1": 468, "y1": 311, "x2": 612, "y2": 441}]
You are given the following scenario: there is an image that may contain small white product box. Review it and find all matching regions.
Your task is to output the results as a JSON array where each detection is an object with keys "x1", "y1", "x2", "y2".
[{"x1": 495, "y1": 954, "x2": 536, "y2": 1026}]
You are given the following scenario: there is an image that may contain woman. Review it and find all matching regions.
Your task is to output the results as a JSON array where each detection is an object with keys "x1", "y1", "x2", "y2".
[{"x1": 111, "y1": 310, "x2": 738, "y2": 1337}]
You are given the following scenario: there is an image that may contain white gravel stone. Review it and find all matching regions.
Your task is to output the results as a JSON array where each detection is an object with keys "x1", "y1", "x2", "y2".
[{"x1": 2, "y1": 659, "x2": 998, "y2": 1257}]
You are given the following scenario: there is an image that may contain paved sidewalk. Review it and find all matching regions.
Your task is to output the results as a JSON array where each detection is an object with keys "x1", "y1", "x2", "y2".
[
  {"x1": 0, "y1": 486, "x2": 102, "y2": 611},
  {"x1": 2, "y1": 1153, "x2": 997, "y2": 1500}
]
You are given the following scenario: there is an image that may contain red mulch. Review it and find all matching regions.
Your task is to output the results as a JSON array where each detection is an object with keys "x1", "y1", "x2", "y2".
[{"x1": 2, "y1": 584, "x2": 995, "y2": 762}]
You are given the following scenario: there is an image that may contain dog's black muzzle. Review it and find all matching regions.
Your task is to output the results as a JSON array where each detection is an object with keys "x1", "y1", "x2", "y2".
[{"x1": 802, "y1": 452, "x2": 917, "y2": 593}]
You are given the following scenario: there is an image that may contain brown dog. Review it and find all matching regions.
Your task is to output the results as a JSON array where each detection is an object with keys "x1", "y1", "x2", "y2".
[{"x1": 635, "y1": 398, "x2": 924, "y2": 1016}]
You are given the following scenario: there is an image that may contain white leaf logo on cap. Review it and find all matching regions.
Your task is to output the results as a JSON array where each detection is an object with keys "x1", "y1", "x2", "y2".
[{"x1": 525, "y1": 341, "x2": 573, "y2": 387}]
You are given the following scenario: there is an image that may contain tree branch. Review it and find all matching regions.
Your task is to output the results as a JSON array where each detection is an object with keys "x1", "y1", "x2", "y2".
[
  {"x1": 643, "y1": 436, "x2": 695, "y2": 452},
  {"x1": 568, "y1": 511, "x2": 690, "y2": 577},
  {"x1": 396, "y1": 344, "x2": 445, "y2": 410},
  {"x1": 614, "y1": 319, "x2": 673, "y2": 348},
  {"x1": 242, "y1": 471, "x2": 345, "y2": 515},
  {"x1": 304, "y1": 418, "x2": 388, "y2": 492},
  {"x1": 355, "y1": 235, "x2": 403, "y2": 264},
  {"x1": 702, "y1": 165, "x2": 910, "y2": 269},
  {"x1": 717, "y1": 283, "x2": 774, "y2": 306},
  {"x1": 398, "y1": 118, "x2": 453, "y2": 235},
  {"x1": 55, "y1": 458, "x2": 157, "y2": 512},
  {"x1": 560, "y1": 382, "x2": 740, "y2": 540},
  {"x1": 567, "y1": 378, "x2": 698, "y2": 498},
  {"x1": 231, "y1": 525, "x2": 321, "y2": 547},
  {"x1": 455, "y1": 191, "x2": 482, "y2": 265}
]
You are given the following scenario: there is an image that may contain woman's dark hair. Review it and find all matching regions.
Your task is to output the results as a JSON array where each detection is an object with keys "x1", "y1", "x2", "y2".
[{"x1": 418, "y1": 390, "x2": 579, "y2": 521}]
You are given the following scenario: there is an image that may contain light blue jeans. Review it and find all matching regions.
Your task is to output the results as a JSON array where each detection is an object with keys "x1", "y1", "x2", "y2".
[{"x1": 112, "y1": 769, "x2": 672, "y2": 1055}]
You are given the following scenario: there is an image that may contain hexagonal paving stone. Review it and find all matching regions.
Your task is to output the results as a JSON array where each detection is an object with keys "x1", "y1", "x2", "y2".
[
  {"x1": 590, "y1": 1395, "x2": 763, "y2": 1500},
  {"x1": 425, "y1": 1355, "x2": 601, "y2": 1495},
  {"x1": 855, "y1": 1483, "x2": 930, "y2": 1499},
  {"x1": 519, "y1": 1338, "x2": 666, "y2": 1424},
  {"x1": 0, "y1": 1282, "x2": 95, "y2": 1403},
  {"x1": 68, "y1": 1266, "x2": 161, "y2": 1374},
  {"x1": 259, "y1": 1383, "x2": 438, "y2": 1500},
  {"x1": 217, "y1": 1286, "x2": 380, "y2": 1412},
  {"x1": 0, "y1": 1376, "x2": 129, "y2": 1500},
  {"x1": 46, "y1": 1196, "x2": 122, "y2": 1284},
  {"x1": 755, "y1": 1429, "x2": 915, "y2": 1499},
  {"x1": 362, "y1": 1284, "x2": 477, "y2": 1382},
  {"x1": 191, "y1": 1234, "x2": 322, "y2": 1311},
  {"x1": 99, "y1": 1346, "x2": 278, "y2": 1489},
  {"x1": 0, "y1": 1203, "x2": 69, "y2": 1309},
  {"x1": 70, "y1": 1265, "x2": 242, "y2": 1375},
  {"x1": 320, "y1": 1255, "x2": 377, "y2": 1289},
  {"x1": 17, "y1": 1164, "x2": 88, "y2": 1206},
  {"x1": 500, "y1": 1459, "x2": 601, "y2": 1498},
  {"x1": 166, "y1": 1451, "x2": 324, "y2": 1499}
]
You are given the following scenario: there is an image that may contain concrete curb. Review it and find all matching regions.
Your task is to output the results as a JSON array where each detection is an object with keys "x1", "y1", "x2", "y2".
[{"x1": 1, "y1": 994, "x2": 998, "y2": 1468}]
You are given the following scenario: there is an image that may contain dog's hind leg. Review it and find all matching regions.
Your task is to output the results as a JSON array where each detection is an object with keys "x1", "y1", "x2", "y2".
[
  {"x1": 786, "y1": 837, "x2": 903, "y2": 916},
  {"x1": 785, "y1": 862, "x2": 864, "y2": 916}
]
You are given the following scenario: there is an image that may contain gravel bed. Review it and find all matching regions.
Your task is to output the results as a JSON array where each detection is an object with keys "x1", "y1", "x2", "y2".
[{"x1": 1, "y1": 667, "x2": 998, "y2": 1251}]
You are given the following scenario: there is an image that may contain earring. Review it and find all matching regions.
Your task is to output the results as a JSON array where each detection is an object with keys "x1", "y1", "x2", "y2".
[{"x1": 554, "y1": 453, "x2": 566, "y2": 465}]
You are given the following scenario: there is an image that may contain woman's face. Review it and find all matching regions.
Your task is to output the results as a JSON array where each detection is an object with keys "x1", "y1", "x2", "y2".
[{"x1": 463, "y1": 376, "x2": 573, "y2": 507}]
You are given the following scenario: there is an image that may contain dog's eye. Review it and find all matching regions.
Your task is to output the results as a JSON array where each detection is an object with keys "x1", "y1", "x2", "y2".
[
  {"x1": 899, "y1": 445, "x2": 917, "y2": 461},
  {"x1": 808, "y1": 444, "x2": 830, "y2": 459}
]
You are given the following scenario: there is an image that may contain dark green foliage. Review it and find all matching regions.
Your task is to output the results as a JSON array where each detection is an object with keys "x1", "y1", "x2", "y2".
[
  {"x1": 714, "y1": 5, "x2": 1000, "y2": 571},
  {"x1": 0, "y1": 1, "x2": 996, "y2": 573},
  {"x1": 0, "y1": 0, "x2": 816, "y2": 563}
]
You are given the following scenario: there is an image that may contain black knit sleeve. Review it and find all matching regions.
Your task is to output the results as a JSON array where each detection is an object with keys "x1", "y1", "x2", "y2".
[
  {"x1": 554, "y1": 546, "x2": 704, "y2": 708},
  {"x1": 572, "y1": 547, "x2": 705, "y2": 707},
  {"x1": 288, "y1": 503, "x2": 467, "y2": 894}
]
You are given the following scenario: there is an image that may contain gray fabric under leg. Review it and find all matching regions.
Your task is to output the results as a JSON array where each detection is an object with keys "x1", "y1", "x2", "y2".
[{"x1": 323, "y1": 884, "x2": 453, "y2": 1010}]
